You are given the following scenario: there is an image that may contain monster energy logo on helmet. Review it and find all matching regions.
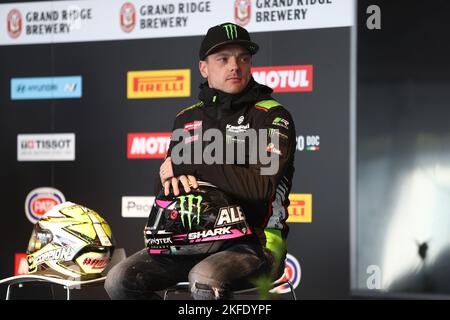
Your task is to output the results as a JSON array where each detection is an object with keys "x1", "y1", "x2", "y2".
[
  {"x1": 177, "y1": 195, "x2": 202, "y2": 229},
  {"x1": 223, "y1": 23, "x2": 238, "y2": 40}
]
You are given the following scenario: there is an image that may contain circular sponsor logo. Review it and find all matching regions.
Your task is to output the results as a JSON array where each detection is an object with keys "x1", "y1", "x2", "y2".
[
  {"x1": 120, "y1": 2, "x2": 136, "y2": 33},
  {"x1": 25, "y1": 187, "x2": 66, "y2": 224},
  {"x1": 7, "y1": 9, "x2": 22, "y2": 39},
  {"x1": 234, "y1": 0, "x2": 251, "y2": 26},
  {"x1": 271, "y1": 253, "x2": 301, "y2": 295},
  {"x1": 169, "y1": 209, "x2": 179, "y2": 220}
]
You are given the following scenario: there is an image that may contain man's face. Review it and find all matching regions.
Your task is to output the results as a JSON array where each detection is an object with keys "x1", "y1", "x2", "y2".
[{"x1": 199, "y1": 44, "x2": 252, "y2": 94}]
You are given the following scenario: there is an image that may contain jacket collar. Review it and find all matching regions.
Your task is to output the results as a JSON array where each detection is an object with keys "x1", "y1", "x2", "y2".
[{"x1": 198, "y1": 77, "x2": 273, "y2": 113}]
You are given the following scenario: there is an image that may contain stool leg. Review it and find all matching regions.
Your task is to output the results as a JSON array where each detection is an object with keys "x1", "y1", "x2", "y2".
[
  {"x1": 64, "y1": 286, "x2": 71, "y2": 300},
  {"x1": 287, "y1": 281, "x2": 296, "y2": 300},
  {"x1": 164, "y1": 288, "x2": 179, "y2": 300},
  {"x1": 49, "y1": 284, "x2": 55, "y2": 300},
  {"x1": 163, "y1": 290, "x2": 170, "y2": 300},
  {"x1": 6, "y1": 283, "x2": 13, "y2": 300}
]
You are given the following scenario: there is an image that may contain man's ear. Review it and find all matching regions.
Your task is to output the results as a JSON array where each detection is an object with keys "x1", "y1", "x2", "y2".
[{"x1": 199, "y1": 60, "x2": 208, "y2": 79}]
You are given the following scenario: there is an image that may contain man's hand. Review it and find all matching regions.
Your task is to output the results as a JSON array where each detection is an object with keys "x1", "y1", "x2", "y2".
[
  {"x1": 163, "y1": 175, "x2": 199, "y2": 196},
  {"x1": 160, "y1": 156, "x2": 199, "y2": 195},
  {"x1": 160, "y1": 156, "x2": 174, "y2": 183}
]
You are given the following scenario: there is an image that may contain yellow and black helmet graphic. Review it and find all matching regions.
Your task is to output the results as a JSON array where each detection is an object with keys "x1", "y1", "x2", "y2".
[{"x1": 27, "y1": 202, "x2": 114, "y2": 280}]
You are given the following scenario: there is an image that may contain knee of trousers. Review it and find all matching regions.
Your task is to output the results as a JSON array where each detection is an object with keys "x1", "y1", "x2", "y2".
[{"x1": 188, "y1": 269, "x2": 231, "y2": 300}]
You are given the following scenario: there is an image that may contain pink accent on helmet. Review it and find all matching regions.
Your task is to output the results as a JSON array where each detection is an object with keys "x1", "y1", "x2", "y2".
[
  {"x1": 156, "y1": 200, "x2": 172, "y2": 208},
  {"x1": 172, "y1": 234, "x2": 187, "y2": 240},
  {"x1": 148, "y1": 249, "x2": 167, "y2": 254},
  {"x1": 188, "y1": 228, "x2": 252, "y2": 243}
]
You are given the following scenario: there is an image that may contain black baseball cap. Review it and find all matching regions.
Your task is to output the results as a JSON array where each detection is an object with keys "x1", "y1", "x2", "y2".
[{"x1": 199, "y1": 22, "x2": 259, "y2": 60}]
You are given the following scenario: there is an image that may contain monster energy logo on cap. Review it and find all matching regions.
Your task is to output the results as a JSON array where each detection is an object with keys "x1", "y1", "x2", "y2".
[
  {"x1": 200, "y1": 22, "x2": 259, "y2": 59},
  {"x1": 177, "y1": 195, "x2": 202, "y2": 229},
  {"x1": 223, "y1": 24, "x2": 238, "y2": 40}
]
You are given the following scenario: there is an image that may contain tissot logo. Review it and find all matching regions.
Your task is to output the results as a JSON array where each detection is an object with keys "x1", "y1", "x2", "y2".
[
  {"x1": 127, "y1": 69, "x2": 190, "y2": 99},
  {"x1": 127, "y1": 133, "x2": 171, "y2": 159},
  {"x1": 17, "y1": 133, "x2": 75, "y2": 161},
  {"x1": 252, "y1": 65, "x2": 313, "y2": 92}
]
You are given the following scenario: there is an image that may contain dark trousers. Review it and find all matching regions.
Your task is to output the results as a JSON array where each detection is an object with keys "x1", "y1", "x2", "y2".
[{"x1": 104, "y1": 241, "x2": 282, "y2": 300}]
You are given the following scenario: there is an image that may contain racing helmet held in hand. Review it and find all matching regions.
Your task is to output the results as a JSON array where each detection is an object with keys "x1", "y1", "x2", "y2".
[
  {"x1": 27, "y1": 202, "x2": 115, "y2": 281},
  {"x1": 144, "y1": 181, "x2": 252, "y2": 255}
]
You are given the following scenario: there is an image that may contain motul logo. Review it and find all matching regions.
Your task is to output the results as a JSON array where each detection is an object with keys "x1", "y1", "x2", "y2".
[
  {"x1": 127, "y1": 133, "x2": 171, "y2": 159},
  {"x1": 252, "y1": 65, "x2": 313, "y2": 92}
]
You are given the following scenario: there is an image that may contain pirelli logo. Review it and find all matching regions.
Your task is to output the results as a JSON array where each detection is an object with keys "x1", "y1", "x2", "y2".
[
  {"x1": 287, "y1": 193, "x2": 312, "y2": 223},
  {"x1": 127, "y1": 69, "x2": 191, "y2": 99}
]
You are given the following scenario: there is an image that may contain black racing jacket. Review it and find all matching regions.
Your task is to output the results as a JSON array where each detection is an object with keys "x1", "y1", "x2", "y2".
[{"x1": 161, "y1": 78, "x2": 296, "y2": 247}]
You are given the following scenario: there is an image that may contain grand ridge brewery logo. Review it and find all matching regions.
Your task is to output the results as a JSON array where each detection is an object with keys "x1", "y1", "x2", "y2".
[
  {"x1": 7, "y1": 9, "x2": 22, "y2": 38},
  {"x1": 120, "y1": 2, "x2": 136, "y2": 33},
  {"x1": 234, "y1": 0, "x2": 251, "y2": 26}
]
